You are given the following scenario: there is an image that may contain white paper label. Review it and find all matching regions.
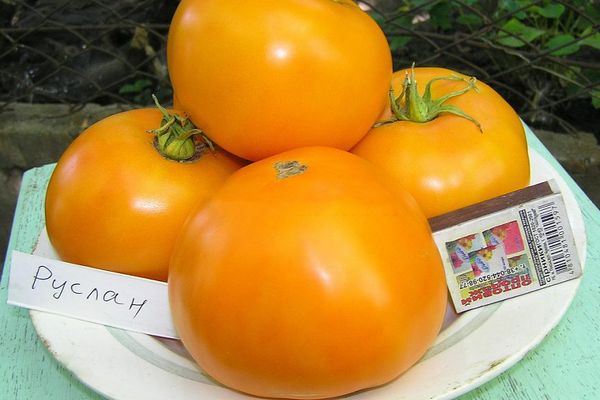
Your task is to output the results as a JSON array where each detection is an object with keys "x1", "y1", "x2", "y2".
[{"x1": 8, "y1": 250, "x2": 179, "y2": 339}]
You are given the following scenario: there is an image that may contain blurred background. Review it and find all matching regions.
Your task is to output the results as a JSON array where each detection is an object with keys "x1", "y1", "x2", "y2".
[{"x1": 1, "y1": 0, "x2": 599, "y2": 264}]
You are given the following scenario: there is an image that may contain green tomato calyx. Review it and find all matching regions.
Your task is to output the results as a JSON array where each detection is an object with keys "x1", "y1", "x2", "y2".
[
  {"x1": 381, "y1": 64, "x2": 482, "y2": 132},
  {"x1": 149, "y1": 94, "x2": 215, "y2": 161}
]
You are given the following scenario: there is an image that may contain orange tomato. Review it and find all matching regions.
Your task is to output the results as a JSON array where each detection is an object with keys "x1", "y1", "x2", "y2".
[
  {"x1": 169, "y1": 146, "x2": 447, "y2": 398},
  {"x1": 45, "y1": 108, "x2": 245, "y2": 281},
  {"x1": 167, "y1": 0, "x2": 392, "y2": 161},
  {"x1": 352, "y1": 67, "x2": 530, "y2": 218},
  {"x1": 172, "y1": 92, "x2": 183, "y2": 110}
]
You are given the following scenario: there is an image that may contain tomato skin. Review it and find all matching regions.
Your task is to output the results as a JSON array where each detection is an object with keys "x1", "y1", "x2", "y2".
[
  {"x1": 352, "y1": 67, "x2": 530, "y2": 218},
  {"x1": 167, "y1": 0, "x2": 392, "y2": 161},
  {"x1": 169, "y1": 146, "x2": 447, "y2": 398},
  {"x1": 45, "y1": 109, "x2": 245, "y2": 281},
  {"x1": 172, "y1": 92, "x2": 183, "y2": 110}
]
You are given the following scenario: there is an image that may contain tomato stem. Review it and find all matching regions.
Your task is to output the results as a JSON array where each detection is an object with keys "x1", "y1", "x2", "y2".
[
  {"x1": 148, "y1": 94, "x2": 215, "y2": 161},
  {"x1": 274, "y1": 160, "x2": 308, "y2": 179},
  {"x1": 383, "y1": 64, "x2": 482, "y2": 132}
]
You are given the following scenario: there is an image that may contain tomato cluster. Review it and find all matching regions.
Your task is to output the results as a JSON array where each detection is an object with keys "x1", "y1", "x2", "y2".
[{"x1": 45, "y1": 0, "x2": 530, "y2": 398}]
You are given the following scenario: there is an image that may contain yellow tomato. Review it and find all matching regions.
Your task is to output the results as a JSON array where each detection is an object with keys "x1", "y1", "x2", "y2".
[
  {"x1": 169, "y1": 146, "x2": 447, "y2": 398},
  {"x1": 167, "y1": 0, "x2": 392, "y2": 160},
  {"x1": 352, "y1": 67, "x2": 530, "y2": 218},
  {"x1": 45, "y1": 108, "x2": 245, "y2": 281}
]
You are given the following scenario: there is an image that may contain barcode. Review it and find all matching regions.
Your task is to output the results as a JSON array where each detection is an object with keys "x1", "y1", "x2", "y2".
[{"x1": 538, "y1": 203, "x2": 568, "y2": 274}]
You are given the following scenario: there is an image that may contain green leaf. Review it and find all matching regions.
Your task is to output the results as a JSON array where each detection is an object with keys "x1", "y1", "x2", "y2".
[
  {"x1": 496, "y1": 18, "x2": 545, "y2": 47},
  {"x1": 119, "y1": 79, "x2": 152, "y2": 95},
  {"x1": 500, "y1": 18, "x2": 526, "y2": 34},
  {"x1": 430, "y1": 2, "x2": 452, "y2": 29},
  {"x1": 530, "y1": 3, "x2": 565, "y2": 19},
  {"x1": 498, "y1": 0, "x2": 529, "y2": 19},
  {"x1": 457, "y1": 13, "x2": 483, "y2": 28},
  {"x1": 545, "y1": 34, "x2": 581, "y2": 56},
  {"x1": 411, "y1": 0, "x2": 437, "y2": 10},
  {"x1": 581, "y1": 33, "x2": 600, "y2": 50},
  {"x1": 514, "y1": 10, "x2": 527, "y2": 19},
  {"x1": 368, "y1": 12, "x2": 385, "y2": 27},
  {"x1": 592, "y1": 90, "x2": 600, "y2": 109},
  {"x1": 389, "y1": 36, "x2": 412, "y2": 52},
  {"x1": 585, "y1": 4, "x2": 600, "y2": 22},
  {"x1": 390, "y1": 14, "x2": 413, "y2": 29}
]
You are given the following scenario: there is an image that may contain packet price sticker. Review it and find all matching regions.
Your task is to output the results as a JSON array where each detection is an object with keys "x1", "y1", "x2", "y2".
[{"x1": 433, "y1": 183, "x2": 582, "y2": 312}]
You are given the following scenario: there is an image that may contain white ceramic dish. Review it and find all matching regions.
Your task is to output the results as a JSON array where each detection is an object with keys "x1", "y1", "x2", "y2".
[{"x1": 30, "y1": 148, "x2": 586, "y2": 400}]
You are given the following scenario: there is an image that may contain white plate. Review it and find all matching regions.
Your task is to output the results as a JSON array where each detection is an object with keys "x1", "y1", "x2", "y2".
[{"x1": 30, "y1": 148, "x2": 586, "y2": 400}]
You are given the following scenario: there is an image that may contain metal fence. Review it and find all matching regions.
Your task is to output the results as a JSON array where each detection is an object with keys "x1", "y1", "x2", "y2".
[
  {"x1": 1, "y1": 0, "x2": 174, "y2": 106},
  {"x1": 1, "y1": 0, "x2": 599, "y2": 133}
]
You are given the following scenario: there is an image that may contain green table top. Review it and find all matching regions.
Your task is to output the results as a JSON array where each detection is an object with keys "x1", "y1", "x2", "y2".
[{"x1": 1, "y1": 127, "x2": 599, "y2": 400}]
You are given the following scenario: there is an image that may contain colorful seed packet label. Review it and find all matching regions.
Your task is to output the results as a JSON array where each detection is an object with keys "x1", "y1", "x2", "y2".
[
  {"x1": 433, "y1": 182, "x2": 582, "y2": 312},
  {"x1": 445, "y1": 233, "x2": 486, "y2": 274}
]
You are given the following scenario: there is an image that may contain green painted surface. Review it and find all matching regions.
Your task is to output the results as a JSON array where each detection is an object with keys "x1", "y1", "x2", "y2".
[
  {"x1": 460, "y1": 130, "x2": 600, "y2": 400},
  {"x1": 0, "y1": 165, "x2": 102, "y2": 400},
  {"x1": 1, "y1": 127, "x2": 598, "y2": 399}
]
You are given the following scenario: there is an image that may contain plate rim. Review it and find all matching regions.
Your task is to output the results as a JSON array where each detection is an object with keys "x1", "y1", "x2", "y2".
[{"x1": 29, "y1": 147, "x2": 587, "y2": 400}]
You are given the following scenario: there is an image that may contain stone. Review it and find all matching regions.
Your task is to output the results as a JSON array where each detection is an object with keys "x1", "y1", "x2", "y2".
[
  {"x1": 0, "y1": 103, "x2": 132, "y2": 266},
  {"x1": 534, "y1": 129, "x2": 600, "y2": 208},
  {"x1": 0, "y1": 103, "x2": 132, "y2": 169},
  {"x1": 534, "y1": 129, "x2": 600, "y2": 174}
]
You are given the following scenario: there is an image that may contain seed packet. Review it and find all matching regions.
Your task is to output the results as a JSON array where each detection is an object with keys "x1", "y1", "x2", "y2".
[{"x1": 432, "y1": 181, "x2": 582, "y2": 312}]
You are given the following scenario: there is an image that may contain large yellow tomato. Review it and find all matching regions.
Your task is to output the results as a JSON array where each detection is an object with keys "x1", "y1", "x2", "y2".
[
  {"x1": 45, "y1": 108, "x2": 245, "y2": 281},
  {"x1": 167, "y1": 0, "x2": 392, "y2": 161},
  {"x1": 352, "y1": 67, "x2": 530, "y2": 218},
  {"x1": 169, "y1": 146, "x2": 447, "y2": 398}
]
